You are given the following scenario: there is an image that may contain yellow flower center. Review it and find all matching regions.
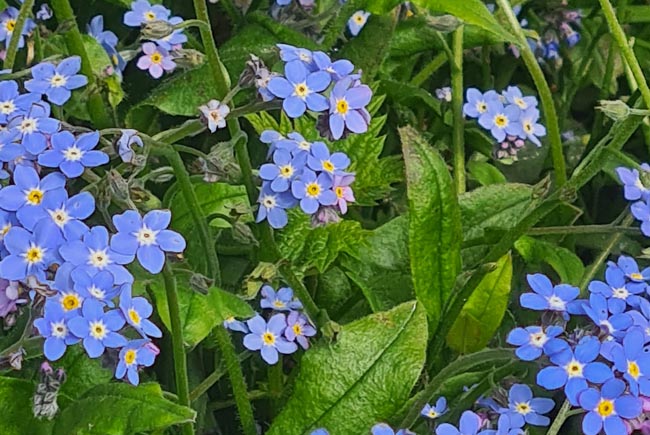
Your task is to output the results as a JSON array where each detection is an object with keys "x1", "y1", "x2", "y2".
[
  {"x1": 336, "y1": 99, "x2": 349, "y2": 115},
  {"x1": 89, "y1": 321, "x2": 107, "y2": 340},
  {"x1": 292, "y1": 323, "x2": 302, "y2": 336},
  {"x1": 26, "y1": 189, "x2": 44, "y2": 205},
  {"x1": 427, "y1": 410, "x2": 438, "y2": 419},
  {"x1": 25, "y1": 246, "x2": 43, "y2": 264},
  {"x1": 294, "y1": 83, "x2": 309, "y2": 97},
  {"x1": 5, "y1": 19, "x2": 15, "y2": 32},
  {"x1": 150, "y1": 52, "x2": 162, "y2": 64},
  {"x1": 629, "y1": 361, "x2": 641, "y2": 379},
  {"x1": 631, "y1": 272, "x2": 644, "y2": 280},
  {"x1": 516, "y1": 402, "x2": 531, "y2": 415},
  {"x1": 124, "y1": 349, "x2": 137, "y2": 365},
  {"x1": 494, "y1": 114, "x2": 508, "y2": 128},
  {"x1": 89, "y1": 249, "x2": 109, "y2": 268},
  {"x1": 144, "y1": 11, "x2": 156, "y2": 21},
  {"x1": 335, "y1": 186, "x2": 344, "y2": 198},
  {"x1": 566, "y1": 360, "x2": 583, "y2": 378},
  {"x1": 597, "y1": 399, "x2": 614, "y2": 417},
  {"x1": 306, "y1": 182, "x2": 321, "y2": 197},
  {"x1": 476, "y1": 101, "x2": 487, "y2": 113},
  {"x1": 273, "y1": 299, "x2": 286, "y2": 309},
  {"x1": 262, "y1": 332, "x2": 275, "y2": 345},
  {"x1": 1, "y1": 223, "x2": 11, "y2": 236},
  {"x1": 354, "y1": 14, "x2": 365, "y2": 24},
  {"x1": 128, "y1": 308, "x2": 141, "y2": 326},
  {"x1": 279, "y1": 164, "x2": 294, "y2": 178},
  {"x1": 61, "y1": 294, "x2": 81, "y2": 311},
  {"x1": 523, "y1": 121, "x2": 533, "y2": 134},
  {"x1": 50, "y1": 74, "x2": 67, "y2": 88},
  {"x1": 514, "y1": 97, "x2": 527, "y2": 109},
  {"x1": 322, "y1": 160, "x2": 335, "y2": 172}
]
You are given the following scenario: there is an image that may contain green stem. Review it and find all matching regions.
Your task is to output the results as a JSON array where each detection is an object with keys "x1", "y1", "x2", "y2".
[
  {"x1": 268, "y1": 357, "x2": 283, "y2": 415},
  {"x1": 410, "y1": 52, "x2": 447, "y2": 87},
  {"x1": 189, "y1": 351, "x2": 251, "y2": 402},
  {"x1": 192, "y1": 0, "x2": 230, "y2": 99},
  {"x1": 600, "y1": 0, "x2": 650, "y2": 109},
  {"x1": 162, "y1": 265, "x2": 193, "y2": 435},
  {"x1": 546, "y1": 400, "x2": 572, "y2": 435},
  {"x1": 3, "y1": 0, "x2": 34, "y2": 71},
  {"x1": 450, "y1": 26, "x2": 466, "y2": 194},
  {"x1": 209, "y1": 390, "x2": 268, "y2": 411},
  {"x1": 49, "y1": 0, "x2": 112, "y2": 128},
  {"x1": 496, "y1": 0, "x2": 567, "y2": 187},
  {"x1": 527, "y1": 224, "x2": 639, "y2": 235}
]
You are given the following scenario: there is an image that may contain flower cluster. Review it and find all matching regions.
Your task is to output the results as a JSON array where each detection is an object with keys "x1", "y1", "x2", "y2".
[
  {"x1": 256, "y1": 131, "x2": 355, "y2": 228},
  {"x1": 463, "y1": 86, "x2": 546, "y2": 160},
  {"x1": 224, "y1": 285, "x2": 316, "y2": 365},
  {"x1": 526, "y1": 7, "x2": 582, "y2": 64},
  {"x1": 0, "y1": 5, "x2": 36, "y2": 56},
  {"x1": 267, "y1": 44, "x2": 373, "y2": 140},
  {"x1": 617, "y1": 165, "x2": 650, "y2": 237},
  {"x1": 503, "y1": 255, "x2": 650, "y2": 435},
  {"x1": 0, "y1": 58, "x2": 186, "y2": 386}
]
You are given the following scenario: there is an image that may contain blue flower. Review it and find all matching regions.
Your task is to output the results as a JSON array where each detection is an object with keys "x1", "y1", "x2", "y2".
[
  {"x1": 328, "y1": 76, "x2": 372, "y2": 139},
  {"x1": 276, "y1": 44, "x2": 314, "y2": 67},
  {"x1": 52, "y1": 287, "x2": 85, "y2": 316},
  {"x1": 312, "y1": 51, "x2": 354, "y2": 80},
  {"x1": 25, "y1": 57, "x2": 88, "y2": 106},
  {"x1": 614, "y1": 255, "x2": 650, "y2": 282},
  {"x1": 348, "y1": 10, "x2": 370, "y2": 36},
  {"x1": 116, "y1": 339, "x2": 158, "y2": 385},
  {"x1": 519, "y1": 273, "x2": 579, "y2": 320},
  {"x1": 0, "y1": 7, "x2": 35, "y2": 49},
  {"x1": 123, "y1": 0, "x2": 170, "y2": 27},
  {"x1": 421, "y1": 396, "x2": 447, "y2": 420},
  {"x1": 502, "y1": 384, "x2": 554, "y2": 427},
  {"x1": 588, "y1": 264, "x2": 645, "y2": 313},
  {"x1": 260, "y1": 285, "x2": 302, "y2": 311},
  {"x1": 34, "y1": 298, "x2": 80, "y2": 361},
  {"x1": 68, "y1": 299, "x2": 128, "y2": 358},
  {"x1": 284, "y1": 310, "x2": 315, "y2": 349},
  {"x1": 110, "y1": 209, "x2": 186, "y2": 274},
  {"x1": 502, "y1": 86, "x2": 538, "y2": 111},
  {"x1": 6, "y1": 102, "x2": 60, "y2": 155},
  {"x1": 435, "y1": 410, "x2": 483, "y2": 435},
  {"x1": 371, "y1": 423, "x2": 414, "y2": 435},
  {"x1": 0, "y1": 80, "x2": 40, "y2": 123},
  {"x1": 631, "y1": 200, "x2": 650, "y2": 237},
  {"x1": 291, "y1": 169, "x2": 337, "y2": 215},
  {"x1": 518, "y1": 107, "x2": 546, "y2": 147},
  {"x1": 87, "y1": 15, "x2": 118, "y2": 48},
  {"x1": 307, "y1": 142, "x2": 350, "y2": 177},
  {"x1": 38, "y1": 131, "x2": 108, "y2": 178},
  {"x1": 268, "y1": 60, "x2": 331, "y2": 118},
  {"x1": 481, "y1": 413, "x2": 525, "y2": 435},
  {"x1": 243, "y1": 314, "x2": 297, "y2": 364},
  {"x1": 463, "y1": 88, "x2": 500, "y2": 118},
  {"x1": 36, "y1": 4, "x2": 53, "y2": 21},
  {"x1": 582, "y1": 293, "x2": 632, "y2": 338},
  {"x1": 38, "y1": 191, "x2": 94, "y2": 241},
  {"x1": 0, "y1": 165, "x2": 66, "y2": 229},
  {"x1": 116, "y1": 129, "x2": 144, "y2": 163},
  {"x1": 119, "y1": 284, "x2": 162, "y2": 338},
  {"x1": 610, "y1": 326, "x2": 650, "y2": 396},
  {"x1": 617, "y1": 165, "x2": 650, "y2": 201},
  {"x1": 536, "y1": 336, "x2": 613, "y2": 405},
  {"x1": 579, "y1": 378, "x2": 642, "y2": 435},
  {"x1": 59, "y1": 226, "x2": 135, "y2": 285},
  {"x1": 224, "y1": 316, "x2": 248, "y2": 333},
  {"x1": 478, "y1": 101, "x2": 523, "y2": 142},
  {"x1": 0, "y1": 210, "x2": 18, "y2": 255},
  {"x1": 507, "y1": 325, "x2": 566, "y2": 361},
  {"x1": 310, "y1": 430, "x2": 328, "y2": 435},
  {"x1": 256, "y1": 184, "x2": 296, "y2": 229},
  {"x1": 260, "y1": 149, "x2": 306, "y2": 193},
  {"x1": 72, "y1": 269, "x2": 119, "y2": 305},
  {"x1": 0, "y1": 222, "x2": 60, "y2": 282}
]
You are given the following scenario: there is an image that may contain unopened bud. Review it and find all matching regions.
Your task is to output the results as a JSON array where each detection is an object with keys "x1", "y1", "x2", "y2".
[
  {"x1": 171, "y1": 48, "x2": 205, "y2": 68},
  {"x1": 141, "y1": 20, "x2": 175, "y2": 39},
  {"x1": 597, "y1": 100, "x2": 631, "y2": 122},
  {"x1": 107, "y1": 170, "x2": 131, "y2": 203},
  {"x1": 9, "y1": 348, "x2": 25, "y2": 370},
  {"x1": 425, "y1": 14, "x2": 462, "y2": 32}
]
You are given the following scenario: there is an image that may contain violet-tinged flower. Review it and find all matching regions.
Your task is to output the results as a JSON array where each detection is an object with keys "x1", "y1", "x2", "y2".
[
  {"x1": 137, "y1": 42, "x2": 175, "y2": 79},
  {"x1": 243, "y1": 314, "x2": 297, "y2": 364},
  {"x1": 519, "y1": 273, "x2": 579, "y2": 320},
  {"x1": 255, "y1": 67, "x2": 277, "y2": 102},
  {"x1": 421, "y1": 397, "x2": 447, "y2": 420},
  {"x1": 479, "y1": 101, "x2": 523, "y2": 142},
  {"x1": 348, "y1": 10, "x2": 370, "y2": 36},
  {"x1": 372, "y1": 423, "x2": 414, "y2": 435},
  {"x1": 39, "y1": 191, "x2": 94, "y2": 241},
  {"x1": 6, "y1": 102, "x2": 60, "y2": 155},
  {"x1": 328, "y1": 77, "x2": 372, "y2": 139},
  {"x1": 268, "y1": 60, "x2": 331, "y2": 118},
  {"x1": 116, "y1": 339, "x2": 157, "y2": 385},
  {"x1": 332, "y1": 174, "x2": 355, "y2": 214},
  {"x1": 0, "y1": 80, "x2": 40, "y2": 123},
  {"x1": 224, "y1": 316, "x2": 248, "y2": 333},
  {"x1": 73, "y1": 269, "x2": 119, "y2": 305},
  {"x1": 68, "y1": 299, "x2": 127, "y2": 358},
  {"x1": 119, "y1": 284, "x2": 162, "y2": 338},
  {"x1": 0, "y1": 7, "x2": 35, "y2": 49},
  {"x1": 435, "y1": 411, "x2": 483, "y2": 435},
  {"x1": 436, "y1": 87, "x2": 452, "y2": 102},
  {"x1": 25, "y1": 57, "x2": 88, "y2": 106},
  {"x1": 632, "y1": 199, "x2": 650, "y2": 237},
  {"x1": 312, "y1": 51, "x2": 354, "y2": 80},
  {"x1": 617, "y1": 165, "x2": 650, "y2": 201},
  {"x1": 36, "y1": 4, "x2": 53, "y2": 21},
  {"x1": 291, "y1": 169, "x2": 337, "y2": 214},
  {"x1": 260, "y1": 149, "x2": 306, "y2": 193},
  {"x1": 38, "y1": 131, "x2": 108, "y2": 178},
  {"x1": 588, "y1": 264, "x2": 646, "y2": 313},
  {"x1": 0, "y1": 279, "x2": 23, "y2": 318},
  {"x1": 579, "y1": 378, "x2": 642, "y2": 435},
  {"x1": 116, "y1": 129, "x2": 144, "y2": 163},
  {"x1": 507, "y1": 325, "x2": 566, "y2": 361},
  {"x1": 199, "y1": 99, "x2": 230, "y2": 133},
  {"x1": 463, "y1": 88, "x2": 500, "y2": 118},
  {"x1": 154, "y1": 16, "x2": 187, "y2": 50},
  {"x1": 59, "y1": 225, "x2": 135, "y2": 285},
  {"x1": 284, "y1": 310, "x2": 316, "y2": 349},
  {"x1": 502, "y1": 384, "x2": 555, "y2": 427},
  {"x1": 256, "y1": 183, "x2": 296, "y2": 229},
  {"x1": 260, "y1": 285, "x2": 303, "y2": 311},
  {"x1": 88, "y1": 15, "x2": 118, "y2": 48},
  {"x1": 0, "y1": 165, "x2": 66, "y2": 229},
  {"x1": 123, "y1": 0, "x2": 171, "y2": 27},
  {"x1": 110, "y1": 209, "x2": 186, "y2": 274},
  {"x1": 518, "y1": 107, "x2": 546, "y2": 147},
  {"x1": 34, "y1": 299, "x2": 80, "y2": 361},
  {"x1": 502, "y1": 86, "x2": 538, "y2": 111},
  {"x1": 307, "y1": 142, "x2": 350, "y2": 176}
]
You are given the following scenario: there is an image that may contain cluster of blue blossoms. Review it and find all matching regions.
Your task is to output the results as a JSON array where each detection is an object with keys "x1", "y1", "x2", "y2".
[
  {"x1": 223, "y1": 285, "x2": 315, "y2": 365},
  {"x1": 617, "y1": 165, "x2": 650, "y2": 237},
  {"x1": 0, "y1": 4, "x2": 41, "y2": 59},
  {"x1": 463, "y1": 86, "x2": 546, "y2": 159},
  {"x1": 88, "y1": 0, "x2": 187, "y2": 79},
  {"x1": 0, "y1": 56, "x2": 185, "y2": 386}
]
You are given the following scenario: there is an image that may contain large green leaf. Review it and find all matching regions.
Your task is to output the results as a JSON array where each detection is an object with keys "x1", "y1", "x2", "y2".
[
  {"x1": 515, "y1": 236, "x2": 585, "y2": 285},
  {"x1": 57, "y1": 346, "x2": 113, "y2": 405},
  {"x1": 52, "y1": 383, "x2": 195, "y2": 435},
  {"x1": 400, "y1": 126, "x2": 461, "y2": 331},
  {"x1": 447, "y1": 253, "x2": 513, "y2": 353},
  {"x1": 149, "y1": 280, "x2": 254, "y2": 347},
  {"x1": 0, "y1": 377, "x2": 52, "y2": 435},
  {"x1": 340, "y1": 216, "x2": 414, "y2": 312},
  {"x1": 267, "y1": 301, "x2": 427, "y2": 435}
]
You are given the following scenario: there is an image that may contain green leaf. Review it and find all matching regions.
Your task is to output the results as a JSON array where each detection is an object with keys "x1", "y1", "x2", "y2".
[
  {"x1": 150, "y1": 279, "x2": 253, "y2": 347},
  {"x1": 53, "y1": 383, "x2": 195, "y2": 435},
  {"x1": 267, "y1": 301, "x2": 427, "y2": 435},
  {"x1": 467, "y1": 160, "x2": 507, "y2": 186},
  {"x1": 515, "y1": 236, "x2": 586, "y2": 285},
  {"x1": 379, "y1": 79, "x2": 442, "y2": 116},
  {"x1": 0, "y1": 377, "x2": 52, "y2": 435},
  {"x1": 340, "y1": 216, "x2": 414, "y2": 312},
  {"x1": 400, "y1": 125, "x2": 461, "y2": 331},
  {"x1": 57, "y1": 346, "x2": 113, "y2": 405},
  {"x1": 446, "y1": 253, "x2": 513, "y2": 353}
]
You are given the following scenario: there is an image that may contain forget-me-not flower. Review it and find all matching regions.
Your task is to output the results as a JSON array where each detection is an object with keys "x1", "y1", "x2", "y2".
[
  {"x1": 260, "y1": 149, "x2": 306, "y2": 193},
  {"x1": 268, "y1": 60, "x2": 331, "y2": 118},
  {"x1": 328, "y1": 77, "x2": 372, "y2": 139},
  {"x1": 256, "y1": 184, "x2": 296, "y2": 229},
  {"x1": 291, "y1": 169, "x2": 337, "y2": 214},
  {"x1": 116, "y1": 339, "x2": 157, "y2": 385},
  {"x1": 6, "y1": 102, "x2": 60, "y2": 155},
  {"x1": 507, "y1": 325, "x2": 566, "y2": 361},
  {"x1": 123, "y1": 0, "x2": 170, "y2": 27},
  {"x1": 34, "y1": 299, "x2": 79, "y2": 361},
  {"x1": 578, "y1": 378, "x2": 642, "y2": 435},
  {"x1": 38, "y1": 131, "x2": 108, "y2": 178},
  {"x1": 137, "y1": 42, "x2": 175, "y2": 79},
  {"x1": 519, "y1": 273, "x2": 579, "y2": 320},
  {"x1": 25, "y1": 57, "x2": 88, "y2": 106},
  {"x1": 348, "y1": 10, "x2": 370, "y2": 36},
  {"x1": 243, "y1": 314, "x2": 297, "y2": 364},
  {"x1": 68, "y1": 299, "x2": 127, "y2": 358},
  {"x1": 421, "y1": 397, "x2": 447, "y2": 420}
]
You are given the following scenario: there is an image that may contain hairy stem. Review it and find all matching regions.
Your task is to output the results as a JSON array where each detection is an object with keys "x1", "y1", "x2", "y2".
[
  {"x1": 546, "y1": 400, "x2": 572, "y2": 435},
  {"x1": 410, "y1": 52, "x2": 447, "y2": 87},
  {"x1": 450, "y1": 26, "x2": 466, "y2": 194},
  {"x1": 3, "y1": 0, "x2": 34, "y2": 71},
  {"x1": 192, "y1": 0, "x2": 230, "y2": 99},
  {"x1": 496, "y1": 0, "x2": 567, "y2": 187},
  {"x1": 162, "y1": 265, "x2": 193, "y2": 435}
]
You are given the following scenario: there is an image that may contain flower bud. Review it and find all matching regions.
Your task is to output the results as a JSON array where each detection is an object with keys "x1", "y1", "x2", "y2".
[
  {"x1": 171, "y1": 48, "x2": 205, "y2": 69},
  {"x1": 141, "y1": 19, "x2": 175, "y2": 39},
  {"x1": 425, "y1": 14, "x2": 462, "y2": 32},
  {"x1": 596, "y1": 100, "x2": 631, "y2": 122}
]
